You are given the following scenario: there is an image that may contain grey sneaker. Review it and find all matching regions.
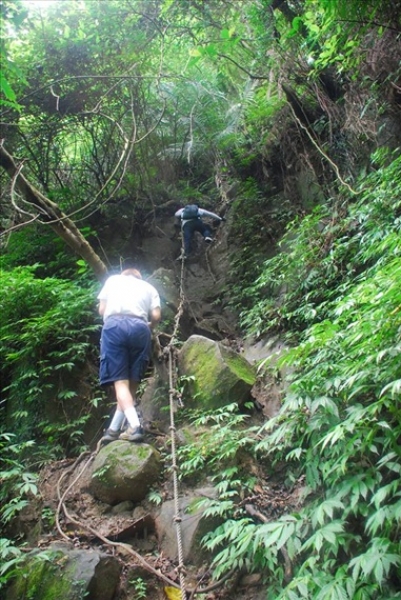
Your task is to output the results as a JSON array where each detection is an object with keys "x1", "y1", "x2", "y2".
[
  {"x1": 101, "y1": 428, "x2": 120, "y2": 443},
  {"x1": 119, "y1": 426, "x2": 144, "y2": 442},
  {"x1": 204, "y1": 236, "x2": 213, "y2": 243}
]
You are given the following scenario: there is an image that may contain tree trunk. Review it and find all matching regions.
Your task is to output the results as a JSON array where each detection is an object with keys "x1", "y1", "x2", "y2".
[{"x1": 0, "y1": 145, "x2": 107, "y2": 280}]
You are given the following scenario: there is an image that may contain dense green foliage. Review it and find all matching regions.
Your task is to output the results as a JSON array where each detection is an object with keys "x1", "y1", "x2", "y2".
[
  {"x1": 180, "y1": 155, "x2": 401, "y2": 594},
  {"x1": 0, "y1": 432, "x2": 40, "y2": 587},
  {"x1": 177, "y1": 149, "x2": 401, "y2": 600},
  {"x1": 236, "y1": 153, "x2": 401, "y2": 598},
  {"x1": 187, "y1": 142, "x2": 401, "y2": 594},
  {"x1": 0, "y1": 265, "x2": 101, "y2": 457},
  {"x1": 241, "y1": 150, "x2": 401, "y2": 337}
]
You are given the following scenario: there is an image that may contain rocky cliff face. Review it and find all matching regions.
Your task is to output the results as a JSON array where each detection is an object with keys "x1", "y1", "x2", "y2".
[{"x1": 6, "y1": 215, "x2": 295, "y2": 598}]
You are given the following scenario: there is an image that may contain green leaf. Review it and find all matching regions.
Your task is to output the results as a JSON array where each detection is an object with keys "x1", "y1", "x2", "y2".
[
  {"x1": 380, "y1": 378, "x2": 401, "y2": 397},
  {"x1": 0, "y1": 74, "x2": 16, "y2": 102}
]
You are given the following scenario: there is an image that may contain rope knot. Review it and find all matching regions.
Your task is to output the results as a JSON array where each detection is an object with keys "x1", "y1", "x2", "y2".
[{"x1": 176, "y1": 564, "x2": 186, "y2": 574}]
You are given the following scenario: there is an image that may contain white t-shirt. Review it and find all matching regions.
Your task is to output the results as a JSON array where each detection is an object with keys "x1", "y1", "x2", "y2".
[{"x1": 97, "y1": 274, "x2": 161, "y2": 322}]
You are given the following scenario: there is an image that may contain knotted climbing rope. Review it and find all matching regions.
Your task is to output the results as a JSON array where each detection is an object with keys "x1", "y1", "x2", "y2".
[
  {"x1": 164, "y1": 244, "x2": 187, "y2": 600},
  {"x1": 163, "y1": 252, "x2": 238, "y2": 599},
  {"x1": 165, "y1": 223, "x2": 222, "y2": 598}
]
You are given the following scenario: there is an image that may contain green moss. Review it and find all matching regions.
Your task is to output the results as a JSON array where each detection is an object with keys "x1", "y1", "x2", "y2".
[
  {"x1": 181, "y1": 338, "x2": 256, "y2": 409},
  {"x1": 221, "y1": 351, "x2": 256, "y2": 385},
  {"x1": 136, "y1": 446, "x2": 152, "y2": 460},
  {"x1": 9, "y1": 552, "x2": 85, "y2": 600},
  {"x1": 91, "y1": 443, "x2": 161, "y2": 504}
]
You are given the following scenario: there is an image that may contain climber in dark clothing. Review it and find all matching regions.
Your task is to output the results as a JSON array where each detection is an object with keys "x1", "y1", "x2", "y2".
[{"x1": 174, "y1": 204, "x2": 225, "y2": 258}]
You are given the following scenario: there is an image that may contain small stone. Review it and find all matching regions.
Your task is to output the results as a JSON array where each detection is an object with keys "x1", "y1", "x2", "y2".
[
  {"x1": 239, "y1": 573, "x2": 262, "y2": 587},
  {"x1": 110, "y1": 500, "x2": 134, "y2": 515}
]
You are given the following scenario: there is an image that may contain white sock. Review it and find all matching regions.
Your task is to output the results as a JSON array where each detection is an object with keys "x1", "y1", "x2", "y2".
[
  {"x1": 124, "y1": 406, "x2": 140, "y2": 429},
  {"x1": 109, "y1": 409, "x2": 125, "y2": 431}
]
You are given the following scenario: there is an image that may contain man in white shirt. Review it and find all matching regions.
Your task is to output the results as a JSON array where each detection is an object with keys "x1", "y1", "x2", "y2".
[{"x1": 97, "y1": 268, "x2": 161, "y2": 443}]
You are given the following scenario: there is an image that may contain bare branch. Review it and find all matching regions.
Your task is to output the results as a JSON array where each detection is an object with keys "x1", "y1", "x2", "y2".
[
  {"x1": 10, "y1": 160, "x2": 39, "y2": 218},
  {"x1": 0, "y1": 145, "x2": 108, "y2": 279}
]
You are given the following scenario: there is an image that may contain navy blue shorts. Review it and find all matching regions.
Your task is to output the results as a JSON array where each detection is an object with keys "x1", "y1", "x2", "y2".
[{"x1": 99, "y1": 316, "x2": 151, "y2": 385}]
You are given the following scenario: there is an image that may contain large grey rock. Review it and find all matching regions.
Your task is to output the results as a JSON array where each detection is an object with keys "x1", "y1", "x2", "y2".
[
  {"x1": 139, "y1": 372, "x2": 171, "y2": 432},
  {"x1": 155, "y1": 487, "x2": 218, "y2": 564},
  {"x1": 5, "y1": 542, "x2": 120, "y2": 600},
  {"x1": 89, "y1": 441, "x2": 161, "y2": 505},
  {"x1": 242, "y1": 336, "x2": 291, "y2": 418},
  {"x1": 178, "y1": 335, "x2": 256, "y2": 410}
]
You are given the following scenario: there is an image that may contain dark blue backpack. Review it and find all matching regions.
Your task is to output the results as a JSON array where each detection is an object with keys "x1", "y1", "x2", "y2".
[{"x1": 182, "y1": 204, "x2": 199, "y2": 219}]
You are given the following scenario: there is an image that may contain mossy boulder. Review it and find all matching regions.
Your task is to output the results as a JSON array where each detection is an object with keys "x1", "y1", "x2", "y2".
[
  {"x1": 178, "y1": 335, "x2": 256, "y2": 410},
  {"x1": 5, "y1": 543, "x2": 120, "y2": 600},
  {"x1": 89, "y1": 441, "x2": 161, "y2": 505}
]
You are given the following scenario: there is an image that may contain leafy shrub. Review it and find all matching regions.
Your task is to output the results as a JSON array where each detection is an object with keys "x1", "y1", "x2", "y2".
[
  {"x1": 0, "y1": 432, "x2": 40, "y2": 589},
  {"x1": 240, "y1": 150, "x2": 401, "y2": 338},
  {"x1": 0, "y1": 265, "x2": 101, "y2": 457},
  {"x1": 193, "y1": 151, "x2": 401, "y2": 598}
]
